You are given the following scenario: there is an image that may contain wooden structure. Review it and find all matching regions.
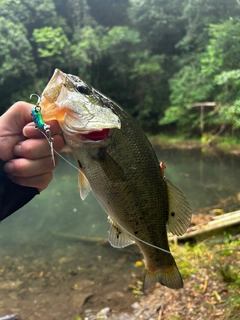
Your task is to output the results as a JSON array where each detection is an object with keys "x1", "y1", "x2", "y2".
[
  {"x1": 169, "y1": 210, "x2": 240, "y2": 243},
  {"x1": 52, "y1": 210, "x2": 240, "y2": 245},
  {"x1": 188, "y1": 102, "x2": 216, "y2": 133}
]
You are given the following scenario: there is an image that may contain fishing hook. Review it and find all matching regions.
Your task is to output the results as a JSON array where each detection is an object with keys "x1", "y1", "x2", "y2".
[{"x1": 30, "y1": 93, "x2": 41, "y2": 107}]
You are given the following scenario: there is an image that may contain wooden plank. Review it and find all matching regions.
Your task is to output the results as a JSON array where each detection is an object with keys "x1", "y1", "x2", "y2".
[
  {"x1": 185, "y1": 102, "x2": 216, "y2": 133},
  {"x1": 189, "y1": 102, "x2": 216, "y2": 107},
  {"x1": 168, "y1": 210, "x2": 240, "y2": 242},
  {"x1": 200, "y1": 105, "x2": 204, "y2": 132},
  {"x1": 52, "y1": 211, "x2": 240, "y2": 245}
]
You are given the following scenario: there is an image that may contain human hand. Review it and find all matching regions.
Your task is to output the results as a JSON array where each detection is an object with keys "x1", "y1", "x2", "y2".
[{"x1": 0, "y1": 101, "x2": 64, "y2": 191}]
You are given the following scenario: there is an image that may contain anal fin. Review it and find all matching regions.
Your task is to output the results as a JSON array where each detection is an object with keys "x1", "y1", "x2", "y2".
[{"x1": 108, "y1": 217, "x2": 135, "y2": 248}]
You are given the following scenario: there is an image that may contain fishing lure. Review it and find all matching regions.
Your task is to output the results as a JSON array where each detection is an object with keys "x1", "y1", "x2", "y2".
[{"x1": 30, "y1": 94, "x2": 55, "y2": 166}]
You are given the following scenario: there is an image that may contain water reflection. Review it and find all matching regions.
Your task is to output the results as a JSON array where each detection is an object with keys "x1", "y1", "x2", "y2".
[
  {"x1": 155, "y1": 147, "x2": 240, "y2": 212},
  {"x1": 1, "y1": 147, "x2": 240, "y2": 244}
]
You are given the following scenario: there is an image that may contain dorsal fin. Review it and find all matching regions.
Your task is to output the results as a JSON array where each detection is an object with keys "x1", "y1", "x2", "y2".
[{"x1": 166, "y1": 179, "x2": 192, "y2": 236}]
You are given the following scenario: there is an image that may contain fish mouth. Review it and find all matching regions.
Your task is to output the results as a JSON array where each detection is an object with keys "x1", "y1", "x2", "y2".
[
  {"x1": 39, "y1": 69, "x2": 121, "y2": 138},
  {"x1": 60, "y1": 108, "x2": 120, "y2": 141},
  {"x1": 76, "y1": 129, "x2": 110, "y2": 141}
]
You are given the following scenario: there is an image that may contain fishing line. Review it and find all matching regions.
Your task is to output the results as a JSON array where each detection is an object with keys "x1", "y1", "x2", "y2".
[
  {"x1": 40, "y1": 130, "x2": 206, "y2": 276},
  {"x1": 43, "y1": 136, "x2": 206, "y2": 277},
  {"x1": 30, "y1": 94, "x2": 206, "y2": 280},
  {"x1": 40, "y1": 130, "x2": 81, "y2": 172},
  {"x1": 109, "y1": 218, "x2": 207, "y2": 279},
  {"x1": 34, "y1": 125, "x2": 208, "y2": 280},
  {"x1": 55, "y1": 150, "x2": 80, "y2": 172},
  {"x1": 42, "y1": 134, "x2": 174, "y2": 256},
  {"x1": 43, "y1": 132, "x2": 173, "y2": 256}
]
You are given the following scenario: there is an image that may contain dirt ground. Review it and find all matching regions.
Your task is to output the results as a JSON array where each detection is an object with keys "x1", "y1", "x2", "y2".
[
  {"x1": 0, "y1": 230, "x2": 239, "y2": 320},
  {"x1": 0, "y1": 199, "x2": 239, "y2": 320},
  {"x1": 0, "y1": 237, "x2": 144, "y2": 320}
]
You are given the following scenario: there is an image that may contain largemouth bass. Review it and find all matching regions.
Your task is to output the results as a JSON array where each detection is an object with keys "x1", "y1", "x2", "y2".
[{"x1": 40, "y1": 69, "x2": 192, "y2": 290}]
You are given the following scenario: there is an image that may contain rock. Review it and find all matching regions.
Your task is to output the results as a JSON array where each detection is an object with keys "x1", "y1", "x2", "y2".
[
  {"x1": 0, "y1": 280, "x2": 23, "y2": 291},
  {"x1": 71, "y1": 292, "x2": 93, "y2": 311},
  {"x1": 110, "y1": 313, "x2": 137, "y2": 320},
  {"x1": 97, "y1": 307, "x2": 110, "y2": 316},
  {"x1": 131, "y1": 302, "x2": 140, "y2": 310},
  {"x1": 78, "y1": 279, "x2": 94, "y2": 290},
  {"x1": 106, "y1": 291, "x2": 124, "y2": 301}
]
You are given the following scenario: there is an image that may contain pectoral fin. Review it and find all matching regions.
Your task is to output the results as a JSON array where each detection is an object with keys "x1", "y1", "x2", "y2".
[
  {"x1": 166, "y1": 179, "x2": 192, "y2": 236},
  {"x1": 108, "y1": 217, "x2": 135, "y2": 248},
  {"x1": 95, "y1": 148, "x2": 126, "y2": 182},
  {"x1": 78, "y1": 170, "x2": 91, "y2": 200}
]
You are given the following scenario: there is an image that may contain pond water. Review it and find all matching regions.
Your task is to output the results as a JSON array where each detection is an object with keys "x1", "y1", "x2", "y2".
[{"x1": 0, "y1": 147, "x2": 239, "y2": 319}]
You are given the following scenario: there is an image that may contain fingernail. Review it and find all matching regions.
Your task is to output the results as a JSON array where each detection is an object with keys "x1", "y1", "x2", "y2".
[
  {"x1": 13, "y1": 144, "x2": 22, "y2": 156},
  {"x1": 4, "y1": 162, "x2": 14, "y2": 173},
  {"x1": 23, "y1": 123, "x2": 36, "y2": 137}
]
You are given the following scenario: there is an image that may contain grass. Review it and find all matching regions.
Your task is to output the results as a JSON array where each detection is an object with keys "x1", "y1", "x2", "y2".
[
  {"x1": 127, "y1": 234, "x2": 239, "y2": 319},
  {"x1": 148, "y1": 133, "x2": 240, "y2": 154},
  {"x1": 170, "y1": 236, "x2": 240, "y2": 319},
  {"x1": 149, "y1": 133, "x2": 202, "y2": 149}
]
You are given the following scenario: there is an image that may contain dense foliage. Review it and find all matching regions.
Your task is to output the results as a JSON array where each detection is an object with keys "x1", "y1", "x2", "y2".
[{"x1": 1, "y1": 0, "x2": 240, "y2": 135}]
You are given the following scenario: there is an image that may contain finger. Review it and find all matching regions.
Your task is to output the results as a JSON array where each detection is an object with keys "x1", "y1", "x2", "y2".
[
  {"x1": 0, "y1": 102, "x2": 35, "y2": 135},
  {"x1": 9, "y1": 172, "x2": 53, "y2": 191},
  {"x1": 4, "y1": 155, "x2": 58, "y2": 177},
  {"x1": 23, "y1": 120, "x2": 62, "y2": 138},
  {"x1": 0, "y1": 102, "x2": 34, "y2": 161},
  {"x1": 13, "y1": 134, "x2": 64, "y2": 159}
]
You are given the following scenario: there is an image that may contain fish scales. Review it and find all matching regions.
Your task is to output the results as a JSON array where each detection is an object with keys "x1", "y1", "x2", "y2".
[
  {"x1": 40, "y1": 69, "x2": 192, "y2": 290},
  {"x1": 78, "y1": 103, "x2": 181, "y2": 290}
]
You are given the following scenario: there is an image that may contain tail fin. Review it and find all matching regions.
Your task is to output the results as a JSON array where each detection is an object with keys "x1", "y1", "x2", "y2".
[{"x1": 143, "y1": 263, "x2": 183, "y2": 291}]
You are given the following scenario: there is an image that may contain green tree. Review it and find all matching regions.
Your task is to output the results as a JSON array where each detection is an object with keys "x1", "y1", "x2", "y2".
[
  {"x1": 160, "y1": 2, "x2": 240, "y2": 135},
  {"x1": 201, "y1": 18, "x2": 240, "y2": 132},
  {"x1": 0, "y1": 0, "x2": 56, "y2": 26},
  {"x1": 33, "y1": 26, "x2": 71, "y2": 76},
  {"x1": 201, "y1": 19, "x2": 240, "y2": 76},
  {"x1": 0, "y1": 17, "x2": 36, "y2": 84},
  {"x1": 160, "y1": 58, "x2": 214, "y2": 130},
  {"x1": 176, "y1": 0, "x2": 240, "y2": 52},
  {"x1": 99, "y1": 26, "x2": 166, "y2": 130},
  {"x1": 70, "y1": 26, "x2": 104, "y2": 82},
  {"x1": 1, "y1": 0, "x2": 240, "y2": 137},
  {"x1": 128, "y1": 0, "x2": 185, "y2": 54},
  {"x1": 0, "y1": 0, "x2": 57, "y2": 112}
]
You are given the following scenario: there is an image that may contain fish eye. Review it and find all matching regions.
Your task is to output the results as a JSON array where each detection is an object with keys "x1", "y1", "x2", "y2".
[{"x1": 76, "y1": 83, "x2": 90, "y2": 95}]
